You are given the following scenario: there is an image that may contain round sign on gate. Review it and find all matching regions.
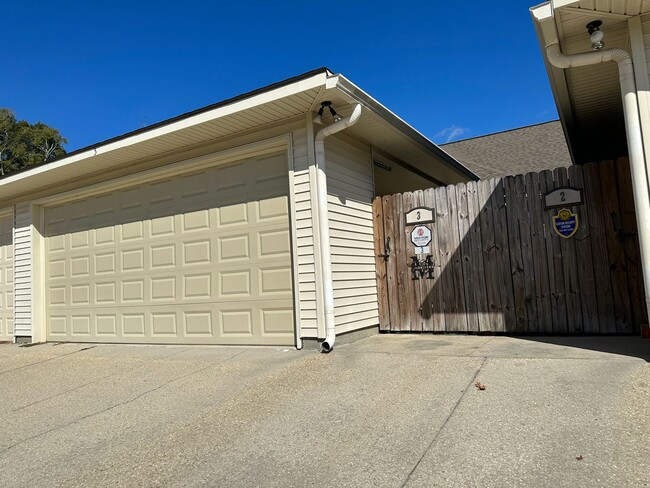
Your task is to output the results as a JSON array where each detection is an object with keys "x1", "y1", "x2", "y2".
[{"x1": 410, "y1": 225, "x2": 432, "y2": 247}]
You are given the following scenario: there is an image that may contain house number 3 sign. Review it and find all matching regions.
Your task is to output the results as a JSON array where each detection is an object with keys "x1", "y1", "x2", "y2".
[{"x1": 405, "y1": 206, "x2": 434, "y2": 224}]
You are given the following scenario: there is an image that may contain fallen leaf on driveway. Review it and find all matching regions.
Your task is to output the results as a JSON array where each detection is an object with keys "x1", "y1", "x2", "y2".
[
  {"x1": 576, "y1": 455, "x2": 583, "y2": 461},
  {"x1": 474, "y1": 381, "x2": 486, "y2": 390}
]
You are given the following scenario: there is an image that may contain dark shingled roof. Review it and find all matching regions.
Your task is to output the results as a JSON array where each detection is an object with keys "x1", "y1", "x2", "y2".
[{"x1": 439, "y1": 121, "x2": 572, "y2": 179}]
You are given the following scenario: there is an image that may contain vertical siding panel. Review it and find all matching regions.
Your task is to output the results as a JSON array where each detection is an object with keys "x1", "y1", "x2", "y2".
[
  {"x1": 384, "y1": 195, "x2": 400, "y2": 331},
  {"x1": 402, "y1": 192, "x2": 420, "y2": 331},
  {"x1": 373, "y1": 197, "x2": 390, "y2": 331},
  {"x1": 425, "y1": 187, "x2": 445, "y2": 331},
  {"x1": 583, "y1": 163, "x2": 616, "y2": 332},
  {"x1": 541, "y1": 170, "x2": 568, "y2": 333},
  {"x1": 413, "y1": 189, "x2": 434, "y2": 332},
  {"x1": 465, "y1": 181, "x2": 489, "y2": 332},
  {"x1": 527, "y1": 172, "x2": 554, "y2": 334},
  {"x1": 569, "y1": 165, "x2": 599, "y2": 333},
  {"x1": 517, "y1": 174, "x2": 537, "y2": 333},
  {"x1": 504, "y1": 176, "x2": 527, "y2": 332},
  {"x1": 392, "y1": 193, "x2": 408, "y2": 331},
  {"x1": 615, "y1": 157, "x2": 647, "y2": 330},
  {"x1": 493, "y1": 178, "x2": 514, "y2": 332},
  {"x1": 445, "y1": 184, "x2": 468, "y2": 332},
  {"x1": 599, "y1": 161, "x2": 633, "y2": 333},
  {"x1": 555, "y1": 167, "x2": 583, "y2": 333},
  {"x1": 457, "y1": 182, "x2": 479, "y2": 332},
  {"x1": 292, "y1": 128, "x2": 319, "y2": 339},
  {"x1": 13, "y1": 202, "x2": 32, "y2": 338},
  {"x1": 477, "y1": 179, "x2": 504, "y2": 331}
]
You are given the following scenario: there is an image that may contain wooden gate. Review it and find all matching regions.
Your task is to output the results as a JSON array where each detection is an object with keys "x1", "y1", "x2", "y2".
[{"x1": 373, "y1": 159, "x2": 648, "y2": 334}]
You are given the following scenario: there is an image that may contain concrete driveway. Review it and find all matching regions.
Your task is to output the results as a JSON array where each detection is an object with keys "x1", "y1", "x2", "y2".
[{"x1": 1, "y1": 335, "x2": 648, "y2": 487}]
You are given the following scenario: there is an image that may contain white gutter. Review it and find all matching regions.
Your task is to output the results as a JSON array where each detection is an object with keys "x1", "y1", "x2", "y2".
[
  {"x1": 547, "y1": 43, "x2": 650, "y2": 325},
  {"x1": 315, "y1": 103, "x2": 362, "y2": 352}
]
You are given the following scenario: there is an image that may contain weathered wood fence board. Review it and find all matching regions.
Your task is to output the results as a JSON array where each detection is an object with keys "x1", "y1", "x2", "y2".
[{"x1": 373, "y1": 159, "x2": 648, "y2": 334}]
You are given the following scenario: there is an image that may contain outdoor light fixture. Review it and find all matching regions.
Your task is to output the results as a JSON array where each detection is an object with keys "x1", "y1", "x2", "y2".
[
  {"x1": 313, "y1": 101, "x2": 342, "y2": 124},
  {"x1": 587, "y1": 20, "x2": 605, "y2": 50}
]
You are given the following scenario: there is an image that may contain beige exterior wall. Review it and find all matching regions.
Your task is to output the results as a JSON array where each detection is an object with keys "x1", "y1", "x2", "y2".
[
  {"x1": 325, "y1": 134, "x2": 379, "y2": 334},
  {"x1": 373, "y1": 151, "x2": 437, "y2": 196},
  {"x1": 13, "y1": 203, "x2": 32, "y2": 338},
  {"x1": 291, "y1": 126, "x2": 321, "y2": 340}
]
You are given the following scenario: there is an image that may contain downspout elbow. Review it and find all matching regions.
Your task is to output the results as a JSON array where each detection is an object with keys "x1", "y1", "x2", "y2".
[
  {"x1": 315, "y1": 104, "x2": 363, "y2": 142},
  {"x1": 316, "y1": 104, "x2": 362, "y2": 353},
  {"x1": 546, "y1": 42, "x2": 629, "y2": 69}
]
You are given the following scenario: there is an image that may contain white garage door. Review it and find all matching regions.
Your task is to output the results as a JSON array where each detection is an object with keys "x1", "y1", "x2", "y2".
[
  {"x1": 0, "y1": 212, "x2": 13, "y2": 342},
  {"x1": 44, "y1": 152, "x2": 294, "y2": 345}
]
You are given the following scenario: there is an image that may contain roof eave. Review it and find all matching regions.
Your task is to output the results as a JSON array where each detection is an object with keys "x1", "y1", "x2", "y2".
[
  {"x1": 530, "y1": 2, "x2": 578, "y2": 163},
  {"x1": 0, "y1": 68, "x2": 333, "y2": 187},
  {"x1": 0, "y1": 68, "x2": 476, "y2": 201},
  {"x1": 334, "y1": 76, "x2": 478, "y2": 181}
]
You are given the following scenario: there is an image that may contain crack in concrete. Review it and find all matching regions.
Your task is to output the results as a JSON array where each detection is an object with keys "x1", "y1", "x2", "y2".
[
  {"x1": 10, "y1": 370, "x2": 123, "y2": 413},
  {"x1": 0, "y1": 347, "x2": 94, "y2": 377},
  {"x1": 400, "y1": 357, "x2": 487, "y2": 487},
  {"x1": 0, "y1": 362, "x2": 220, "y2": 456}
]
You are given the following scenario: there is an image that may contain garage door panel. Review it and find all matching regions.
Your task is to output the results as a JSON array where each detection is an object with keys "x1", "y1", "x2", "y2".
[
  {"x1": 261, "y1": 308, "x2": 295, "y2": 335},
  {"x1": 257, "y1": 195, "x2": 289, "y2": 222},
  {"x1": 181, "y1": 210, "x2": 209, "y2": 233},
  {"x1": 44, "y1": 152, "x2": 294, "y2": 345},
  {"x1": 0, "y1": 219, "x2": 14, "y2": 339},
  {"x1": 218, "y1": 269, "x2": 251, "y2": 298},
  {"x1": 258, "y1": 229, "x2": 291, "y2": 258},
  {"x1": 46, "y1": 300, "x2": 293, "y2": 345}
]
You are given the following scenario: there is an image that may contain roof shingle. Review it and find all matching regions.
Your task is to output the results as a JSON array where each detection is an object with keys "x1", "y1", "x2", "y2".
[{"x1": 440, "y1": 121, "x2": 572, "y2": 179}]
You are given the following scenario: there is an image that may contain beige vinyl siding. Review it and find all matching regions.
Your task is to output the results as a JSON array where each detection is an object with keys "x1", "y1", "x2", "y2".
[
  {"x1": 13, "y1": 203, "x2": 32, "y2": 337},
  {"x1": 0, "y1": 209, "x2": 14, "y2": 341},
  {"x1": 291, "y1": 127, "x2": 320, "y2": 339},
  {"x1": 373, "y1": 151, "x2": 437, "y2": 196},
  {"x1": 325, "y1": 135, "x2": 379, "y2": 333}
]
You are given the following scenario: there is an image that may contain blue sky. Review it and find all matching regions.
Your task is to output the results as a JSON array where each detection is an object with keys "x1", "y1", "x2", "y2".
[{"x1": 3, "y1": 1, "x2": 555, "y2": 151}]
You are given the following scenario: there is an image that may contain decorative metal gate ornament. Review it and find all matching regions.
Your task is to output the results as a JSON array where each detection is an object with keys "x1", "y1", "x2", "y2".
[{"x1": 410, "y1": 255, "x2": 434, "y2": 280}]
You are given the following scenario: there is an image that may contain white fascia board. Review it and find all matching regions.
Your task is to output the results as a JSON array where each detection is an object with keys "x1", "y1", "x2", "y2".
[
  {"x1": 531, "y1": 2, "x2": 553, "y2": 22},
  {"x1": 0, "y1": 71, "x2": 329, "y2": 192},
  {"x1": 551, "y1": 0, "x2": 580, "y2": 9},
  {"x1": 531, "y1": 2, "x2": 560, "y2": 45}
]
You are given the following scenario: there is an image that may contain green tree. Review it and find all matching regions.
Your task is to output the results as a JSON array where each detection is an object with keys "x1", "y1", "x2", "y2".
[{"x1": 0, "y1": 108, "x2": 67, "y2": 177}]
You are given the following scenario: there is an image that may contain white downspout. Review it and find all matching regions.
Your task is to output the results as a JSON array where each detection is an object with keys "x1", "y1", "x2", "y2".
[
  {"x1": 547, "y1": 43, "x2": 650, "y2": 326},
  {"x1": 315, "y1": 103, "x2": 362, "y2": 352}
]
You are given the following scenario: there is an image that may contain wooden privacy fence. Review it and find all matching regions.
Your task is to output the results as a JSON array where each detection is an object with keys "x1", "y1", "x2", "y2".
[{"x1": 373, "y1": 158, "x2": 648, "y2": 334}]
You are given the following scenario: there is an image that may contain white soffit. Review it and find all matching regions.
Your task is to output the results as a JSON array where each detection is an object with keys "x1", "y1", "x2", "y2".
[{"x1": 530, "y1": 0, "x2": 649, "y2": 159}]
